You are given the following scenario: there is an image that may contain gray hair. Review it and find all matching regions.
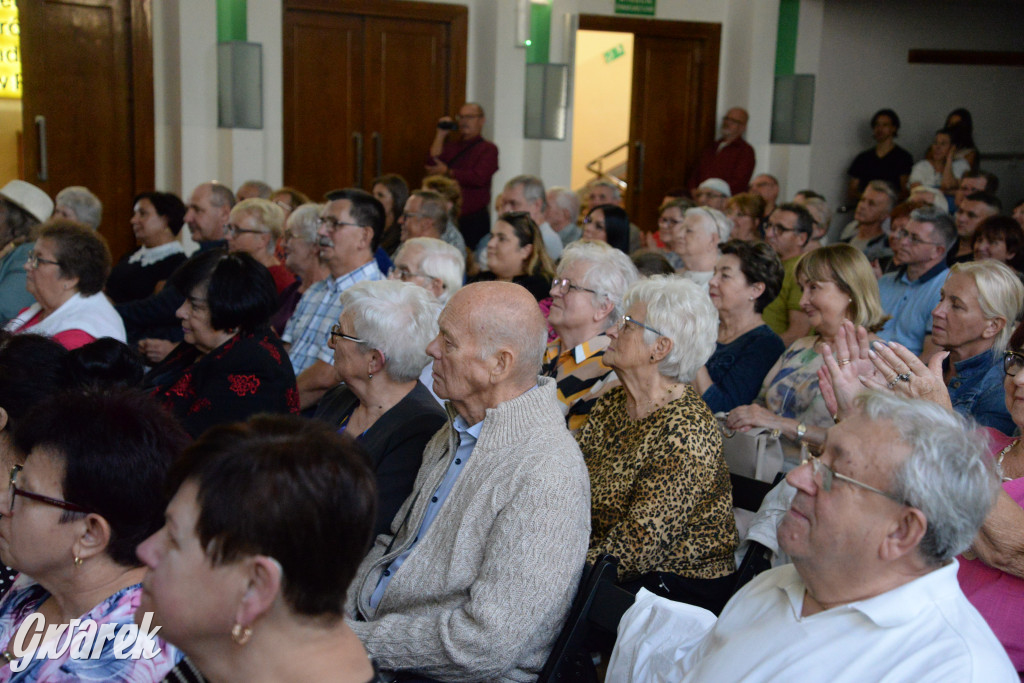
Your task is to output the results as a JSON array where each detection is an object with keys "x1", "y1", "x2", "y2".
[
  {"x1": 557, "y1": 240, "x2": 640, "y2": 324},
  {"x1": 237, "y1": 180, "x2": 273, "y2": 199},
  {"x1": 684, "y1": 207, "x2": 733, "y2": 243},
  {"x1": 548, "y1": 186, "x2": 580, "y2": 220},
  {"x1": 55, "y1": 186, "x2": 102, "y2": 230},
  {"x1": 911, "y1": 206, "x2": 957, "y2": 251},
  {"x1": 801, "y1": 197, "x2": 833, "y2": 236},
  {"x1": 623, "y1": 275, "x2": 717, "y2": 382},
  {"x1": 505, "y1": 175, "x2": 547, "y2": 211},
  {"x1": 286, "y1": 203, "x2": 324, "y2": 243},
  {"x1": 865, "y1": 180, "x2": 897, "y2": 210},
  {"x1": 950, "y1": 260, "x2": 1024, "y2": 353},
  {"x1": 397, "y1": 237, "x2": 465, "y2": 304},
  {"x1": 857, "y1": 391, "x2": 999, "y2": 566},
  {"x1": 588, "y1": 179, "x2": 622, "y2": 202},
  {"x1": 411, "y1": 190, "x2": 449, "y2": 236},
  {"x1": 339, "y1": 279, "x2": 440, "y2": 382}
]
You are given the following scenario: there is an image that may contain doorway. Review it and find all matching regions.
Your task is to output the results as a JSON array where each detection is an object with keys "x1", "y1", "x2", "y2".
[{"x1": 572, "y1": 16, "x2": 721, "y2": 231}]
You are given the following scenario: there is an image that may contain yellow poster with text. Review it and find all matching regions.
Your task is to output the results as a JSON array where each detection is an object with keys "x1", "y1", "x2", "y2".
[{"x1": 0, "y1": 0, "x2": 20, "y2": 99}]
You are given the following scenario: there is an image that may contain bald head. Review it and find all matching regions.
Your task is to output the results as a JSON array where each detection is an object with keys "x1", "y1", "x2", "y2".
[
  {"x1": 721, "y1": 108, "x2": 749, "y2": 141},
  {"x1": 459, "y1": 282, "x2": 547, "y2": 380}
]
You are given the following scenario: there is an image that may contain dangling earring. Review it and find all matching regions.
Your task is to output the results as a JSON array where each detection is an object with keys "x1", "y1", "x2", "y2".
[{"x1": 231, "y1": 623, "x2": 253, "y2": 645}]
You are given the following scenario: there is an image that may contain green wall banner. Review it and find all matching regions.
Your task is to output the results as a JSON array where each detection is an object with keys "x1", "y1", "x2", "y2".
[{"x1": 615, "y1": 0, "x2": 655, "y2": 17}]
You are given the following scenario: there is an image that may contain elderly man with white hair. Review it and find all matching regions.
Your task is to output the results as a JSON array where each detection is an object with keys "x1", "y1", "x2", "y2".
[
  {"x1": 546, "y1": 186, "x2": 582, "y2": 247},
  {"x1": 663, "y1": 207, "x2": 733, "y2": 287},
  {"x1": 347, "y1": 281, "x2": 591, "y2": 682},
  {"x1": 272, "y1": 203, "x2": 331, "y2": 334},
  {"x1": 609, "y1": 391, "x2": 1015, "y2": 681},
  {"x1": 53, "y1": 186, "x2": 103, "y2": 230},
  {"x1": 543, "y1": 240, "x2": 640, "y2": 430}
]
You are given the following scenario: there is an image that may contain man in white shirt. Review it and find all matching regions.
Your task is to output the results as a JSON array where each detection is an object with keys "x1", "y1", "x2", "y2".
[{"x1": 613, "y1": 392, "x2": 1014, "y2": 681}]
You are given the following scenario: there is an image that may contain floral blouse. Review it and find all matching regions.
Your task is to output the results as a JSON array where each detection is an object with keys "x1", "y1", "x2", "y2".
[{"x1": 0, "y1": 576, "x2": 181, "y2": 681}]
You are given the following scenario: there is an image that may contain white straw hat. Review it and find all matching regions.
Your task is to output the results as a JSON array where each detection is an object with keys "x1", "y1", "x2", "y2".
[{"x1": 0, "y1": 180, "x2": 54, "y2": 224}]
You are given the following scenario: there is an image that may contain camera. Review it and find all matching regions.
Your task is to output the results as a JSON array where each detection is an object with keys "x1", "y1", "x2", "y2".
[{"x1": 438, "y1": 120, "x2": 458, "y2": 131}]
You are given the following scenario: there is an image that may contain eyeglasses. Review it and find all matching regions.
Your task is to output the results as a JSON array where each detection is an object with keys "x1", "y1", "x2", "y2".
[
  {"x1": 457, "y1": 114, "x2": 481, "y2": 120},
  {"x1": 8, "y1": 465, "x2": 92, "y2": 515},
  {"x1": 25, "y1": 252, "x2": 60, "y2": 270},
  {"x1": 1004, "y1": 350, "x2": 1024, "y2": 377},
  {"x1": 695, "y1": 190, "x2": 725, "y2": 200},
  {"x1": 317, "y1": 216, "x2": 364, "y2": 231},
  {"x1": 892, "y1": 229, "x2": 941, "y2": 247},
  {"x1": 800, "y1": 451, "x2": 904, "y2": 504},
  {"x1": 658, "y1": 217, "x2": 684, "y2": 228},
  {"x1": 551, "y1": 278, "x2": 598, "y2": 296},
  {"x1": 273, "y1": 200, "x2": 293, "y2": 212},
  {"x1": 402, "y1": 212, "x2": 428, "y2": 220},
  {"x1": 763, "y1": 221, "x2": 797, "y2": 234},
  {"x1": 616, "y1": 315, "x2": 663, "y2": 337},
  {"x1": 329, "y1": 324, "x2": 365, "y2": 344},
  {"x1": 223, "y1": 223, "x2": 266, "y2": 237},
  {"x1": 388, "y1": 265, "x2": 438, "y2": 283}
]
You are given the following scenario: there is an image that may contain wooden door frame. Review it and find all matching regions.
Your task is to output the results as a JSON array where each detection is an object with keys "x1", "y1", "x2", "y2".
[{"x1": 130, "y1": 0, "x2": 155, "y2": 193}]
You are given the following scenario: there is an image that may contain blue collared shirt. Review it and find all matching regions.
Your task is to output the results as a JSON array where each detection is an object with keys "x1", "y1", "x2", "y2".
[
  {"x1": 369, "y1": 414, "x2": 483, "y2": 609},
  {"x1": 878, "y1": 261, "x2": 949, "y2": 354},
  {"x1": 946, "y1": 348, "x2": 1014, "y2": 435}
]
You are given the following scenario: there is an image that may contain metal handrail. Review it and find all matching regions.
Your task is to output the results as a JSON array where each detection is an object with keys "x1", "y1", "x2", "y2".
[{"x1": 586, "y1": 142, "x2": 630, "y2": 190}]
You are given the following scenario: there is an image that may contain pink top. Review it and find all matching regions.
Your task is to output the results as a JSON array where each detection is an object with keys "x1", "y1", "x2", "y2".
[{"x1": 957, "y1": 427, "x2": 1024, "y2": 672}]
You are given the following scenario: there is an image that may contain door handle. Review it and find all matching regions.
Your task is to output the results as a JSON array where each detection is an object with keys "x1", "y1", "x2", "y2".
[
  {"x1": 372, "y1": 132, "x2": 382, "y2": 179},
  {"x1": 35, "y1": 115, "x2": 48, "y2": 182},
  {"x1": 634, "y1": 140, "x2": 645, "y2": 192},
  {"x1": 352, "y1": 131, "x2": 364, "y2": 185}
]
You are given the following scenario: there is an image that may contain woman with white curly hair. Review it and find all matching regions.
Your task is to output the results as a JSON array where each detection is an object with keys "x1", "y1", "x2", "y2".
[
  {"x1": 576, "y1": 275, "x2": 738, "y2": 613},
  {"x1": 665, "y1": 207, "x2": 733, "y2": 287}
]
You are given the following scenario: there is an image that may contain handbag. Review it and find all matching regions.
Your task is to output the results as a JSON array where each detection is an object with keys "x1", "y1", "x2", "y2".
[{"x1": 714, "y1": 413, "x2": 784, "y2": 483}]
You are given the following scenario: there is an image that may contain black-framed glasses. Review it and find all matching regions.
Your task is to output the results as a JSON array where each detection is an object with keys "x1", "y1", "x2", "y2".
[
  {"x1": 763, "y1": 221, "x2": 797, "y2": 234},
  {"x1": 892, "y1": 229, "x2": 941, "y2": 247},
  {"x1": 317, "y1": 216, "x2": 364, "y2": 231},
  {"x1": 1004, "y1": 350, "x2": 1024, "y2": 377},
  {"x1": 388, "y1": 265, "x2": 438, "y2": 283},
  {"x1": 800, "y1": 450, "x2": 904, "y2": 504},
  {"x1": 551, "y1": 278, "x2": 598, "y2": 296},
  {"x1": 8, "y1": 465, "x2": 92, "y2": 515},
  {"x1": 25, "y1": 252, "x2": 60, "y2": 270},
  {"x1": 616, "y1": 315, "x2": 663, "y2": 337},
  {"x1": 223, "y1": 223, "x2": 266, "y2": 237},
  {"x1": 329, "y1": 324, "x2": 365, "y2": 345}
]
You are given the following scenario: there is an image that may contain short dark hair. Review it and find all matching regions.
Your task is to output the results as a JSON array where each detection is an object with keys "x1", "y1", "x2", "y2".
[
  {"x1": 871, "y1": 108, "x2": 900, "y2": 131},
  {"x1": 166, "y1": 415, "x2": 377, "y2": 618},
  {"x1": 962, "y1": 170, "x2": 999, "y2": 194},
  {"x1": 169, "y1": 249, "x2": 278, "y2": 334},
  {"x1": 720, "y1": 239, "x2": 785, "y2": 313},
  {"x1": 586, "y1": 204, "x2": 631, "y2": 255},
  {"x1": 133, "y1": 191, "x2": 187, "y2": 236},
  {"x1": 39, "y1": 220, "x2": 111, "y2": 295},
  {"x1": 325, "y1": 188, "x2": 385, "y2": 250},
  {"x1": 973, "y1": 215, "x2": 1024, "y2": 271},
  {"x1": 631, "y1": 249, "x2": 675, "y2": 277},
  {"x1": 13, "y1": 388, "x2": 189, "y2": 567},
  {"x1": 65, "y1": 338, "x2": 146, "y2": 389},
  {"x1": 0, "y1": 333, "x2": 69, "y2": 428},
  {"x1": 775, "y1": 202, "x2": 815, "y2": 244},
  {"x1": 371, "y1": 174, "x2": 410, "y2": 224},
  {"x1": 965, "y1": 191, "x2": 1003, "y2": 213}
]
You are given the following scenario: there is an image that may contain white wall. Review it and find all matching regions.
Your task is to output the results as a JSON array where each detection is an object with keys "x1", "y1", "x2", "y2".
[{"x1": 805, "y1": 0, "x2": 1024, "y2": 211}]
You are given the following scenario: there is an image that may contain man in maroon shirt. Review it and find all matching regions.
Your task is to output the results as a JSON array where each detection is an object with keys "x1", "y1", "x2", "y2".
[
  {"x1": 427, "y1": 102, "x2": 500, "y2": 250},
  {"x1": 687, "y1": 107, "x2": 756, "y2": 198}
]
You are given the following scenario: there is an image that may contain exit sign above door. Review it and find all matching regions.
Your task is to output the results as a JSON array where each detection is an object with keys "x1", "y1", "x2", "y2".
[{"x1": 615, "y1": 0, "x2": 655, "y2": 16}]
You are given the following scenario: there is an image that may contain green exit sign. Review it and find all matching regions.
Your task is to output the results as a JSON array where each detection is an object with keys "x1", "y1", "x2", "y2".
[
  {"x1": 615, "y1": 0, "x2": 655, "y2": 16},
  {"x1": 604, "y1": 44, "x2": 625, "y2": 63}
]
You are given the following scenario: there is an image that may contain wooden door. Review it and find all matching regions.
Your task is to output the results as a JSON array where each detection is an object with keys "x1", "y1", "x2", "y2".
[
  {"x1": 579, "y1": 16, "x2": 720, "y2": 230},
  {"x1": 19, "y1": 0, "x2": 154, "y2": 262},
  {"x1": 283, "y1": 0, "x2": 467, "y2": 200}
]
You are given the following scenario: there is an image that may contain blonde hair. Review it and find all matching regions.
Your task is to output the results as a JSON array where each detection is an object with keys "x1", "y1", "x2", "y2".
[
  {"x1": 950, "y1": 260, "x2": 1024, "y2": 353},
  {"x1": 231, "y1": 198, "x2": 286, "y2": 246},
  {"x1": 796, "y1": 243, "x2": 887, "y2": 331}
]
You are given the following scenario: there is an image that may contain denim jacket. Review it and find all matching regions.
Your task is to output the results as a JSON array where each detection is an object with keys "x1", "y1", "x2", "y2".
[{"x1": 946, "y1": 349, "x2": 1015, "y2": 435}]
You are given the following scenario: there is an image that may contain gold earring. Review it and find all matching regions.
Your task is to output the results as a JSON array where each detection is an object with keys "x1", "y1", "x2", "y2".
[
  {"x1": 231, "y1": 623, "x2": 253, "y2": 645},
  {"x1": 73, "y1": 556, "x2": 83, "y2": 568}
]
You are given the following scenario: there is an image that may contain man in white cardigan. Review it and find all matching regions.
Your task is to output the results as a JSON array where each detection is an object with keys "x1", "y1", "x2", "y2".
[{"x1": 347, "y1": 281, "x2": 591, "y2": 682}]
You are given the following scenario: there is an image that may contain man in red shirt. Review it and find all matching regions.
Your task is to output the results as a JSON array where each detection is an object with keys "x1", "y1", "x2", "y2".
[{"x1": 687, "y1": 107, "x2": 756, "y2": 198}]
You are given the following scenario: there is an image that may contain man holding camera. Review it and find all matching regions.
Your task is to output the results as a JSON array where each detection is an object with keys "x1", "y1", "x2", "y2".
[{"x1": 426, "y1": 102, "x2": 500, "y2": 250}]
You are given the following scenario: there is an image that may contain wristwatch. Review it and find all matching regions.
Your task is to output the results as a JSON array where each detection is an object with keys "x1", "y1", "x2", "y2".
[{"x1": 796, "y1": 422, "x2": 807, "y2": 442}]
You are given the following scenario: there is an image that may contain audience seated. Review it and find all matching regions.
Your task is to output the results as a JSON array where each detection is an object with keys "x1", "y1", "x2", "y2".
[
  {"x1": 728, "y1": 244, "x2": 886, "y2": 468},
  {"x1": 696, "y1": 240, "x2": 786, "y2": 413},
  {"x1": 972, "y1": 215, "x2": 1024, "y2": 273},
  {"x1": 724, "y1": 192, "x2": 765, "y2": 242},
  {"x1": 545, "y1": 186, "x2": 582, "y2": 247},
  {"x1": 761, "y1": 203, "x2": 815, "y2": 345},
  {"x1": 422, "y1": 174, "x2": 470, "y2": 255},
  {"x1": 846, "y1": 108, "x2": 912, "y2": 203},
  {"x1": 4, "y1": 220, "x2": 125, "y2": 348},
  {"x1": 106, "y1": 191, "x2": 188, "y2": 304},
  {"x1": 0, "y1": 387, "x2": 188, "y2": 680},
  {"x1": 693, "y1": 178, "x2": 730, "y2": 211},
  {"x1": 945, "y1": 107, "x2": 979, "y2": 170},
  {"x1": 236, "y1": 179, "x2": 273, "y2": 200},
  {"x1": 582, "y1": 203, "x2": 632, "y2": 256},
  {"x1": 793, "y1": 195, "x2": 832, "y2": 251},
  {"x1": 139, "y1": 415, "x2": 380, "y2": 683},
  {"x1": 543, "y1": 240, "x2": 639, "y2": 430},
  {"x1": 371, "y1": 174, "x2": 410, "y2": 257},
  {"x1": 655, "y1": 198, "x2": 688, "y2": 269},
  {"x1": 0, "y1": 181, "x2": 54, "y2": 323},
  {"x1": 666, "y1": 207, "x2": 733, "y2": 287},
  {"x1": 314, "y1": 280, "x2": 446, "y2": 537},
  {"x1": 53, "y1": 185, "x2": 103, "y2": 230},
  {"x1": 471, "y1": 211, "x2": 555, "y2": 301},
  {"x1": 270, "y1": 186, "x2": 310, "y2": 220},
  {"x1": 500, "y1": 175, "x2": 563, "y2": 260},
  {"x1": 632, "y1": 249, "x2": 676, "y2": 276},
  {"x1": 877, "y1": 207, "x2": 956, "y2": 356},
  {"x1": 272, "y1": 203, "x2": 330, "y2": 335},
  {"x1": 953, "y1": 191, "x2": 1002, "y2": 264},
  {"x1": 611, "y1": 392, "x2": 1013, "y2": 681},
  {"x1": 346, "y1": 281, "x2": 590, "y2": 681},
  {"x1": 399, "y1": 189, "x2": 465, "y2": 256},
  {"x1": 838, "y1": 180, "x2": 895, "y2": 258},
  {"x1": 578, "y1": 275, "x2": 738, "y2": 610},
  {"x1": 955, "y1": 170, "x2": 999, "y2": 210},
  {"x1": 225, "y1": 198, "x2": 294, "y2": 299},
  {"x1": 585, "y1": 179, "x2": 643, "y2": 253},
  {"x1": 282, "y1": 188, "x2": 385, "y2": 410},
  {"x1": 909, "y1": 127, "x2": 969, "y2": 195},
  {"x1": 1012, "y1": 199, "x2": 1024, "y2": 230},
  {"x1": 748, "y1": 173, "x2": 779, "y2": 218},
  {"x1": 144, "y1": 250, "x2": 298, "y2": 438}
]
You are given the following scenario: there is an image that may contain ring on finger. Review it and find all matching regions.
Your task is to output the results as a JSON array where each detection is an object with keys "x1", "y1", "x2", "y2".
[
  {"x1": 897, "y1": 373, "x2": 911, "y2": 382},
  {"x1": 838, "y1": 358, "x2": 852, "y2": 366},
  {"x1": 886, "y1": 377, "x2": 899, "y2": 389}
]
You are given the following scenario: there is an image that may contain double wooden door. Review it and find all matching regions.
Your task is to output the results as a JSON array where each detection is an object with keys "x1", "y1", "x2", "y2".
[
  {"x1": 19, "y1": 0, "x2": 153, "y2": 262},
  {"x1": 579, "y1": 16, "x2": 721, "y2": 228},
  {"x1": 283, "y1": 1, "x2": 467, "y2": 200}
]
